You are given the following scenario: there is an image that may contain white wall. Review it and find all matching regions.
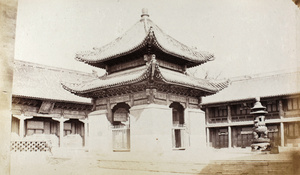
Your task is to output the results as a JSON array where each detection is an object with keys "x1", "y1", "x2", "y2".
[
  {"x1": 88, "y1": 110, "x2": 112, "y2": 153},
  {"x1": 130, "y1": 104, "x2": 172, "y2": 154}
]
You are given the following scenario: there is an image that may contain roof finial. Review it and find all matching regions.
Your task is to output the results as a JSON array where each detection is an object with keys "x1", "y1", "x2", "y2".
[
  {"x1": 255, "y1": 96, "x2": 260, "y2": 102},
  {"x1": 141, "y1": 8, "x2": 149, "y2": 18}
]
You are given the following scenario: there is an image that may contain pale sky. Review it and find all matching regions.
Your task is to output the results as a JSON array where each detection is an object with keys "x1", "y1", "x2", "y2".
[{"x1": 15, "y1": 0, "x2": 300, "y2": 79}]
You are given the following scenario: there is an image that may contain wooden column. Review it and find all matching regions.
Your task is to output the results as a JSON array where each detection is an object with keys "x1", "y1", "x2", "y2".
[
  {"x1": 227, "y1": 105, "x2": 232, "y2": 123},
  {"x1": 279, "y1": 100, "x2": 285, "y2": 146},
  {"x1": 228, "y1": 126, "x2": 232, "y2": 148},
  {"x1": 205, "y1": 108, "x2": 209, "y2": 125},
  {"x1": 205, "y1": 107, "x2": 210, "y2": 147},
  {"x1": 79, "y1": 118, "x2": 88, "y2": 148},
  {"x1": 227, "y1": 105, "x2": 232, "y2": 148},
  {"x1": 52, "y1": 117, "x2": 69, "y2": 147},
  {"x1": 279, "y1": 100, "x2": 284, "y2": 119},
  {"x1": 206, "y1": 127, "x2": 210, "y2": 147},
  {"x1": 14, "y1": 114, "x2": 33, "y2": 138},
  {"x1": 280, "y1": 122, "x2": 285, "y2": 147}
]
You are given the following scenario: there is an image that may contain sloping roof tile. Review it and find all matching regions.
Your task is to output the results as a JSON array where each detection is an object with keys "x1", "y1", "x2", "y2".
[
  {"x1": 157, "y1": 67, "x2": 227, "y2": 93},
  {"x1": 76, "y1": 17, "x2": 214, "y2": 66},
  {"x1": 62, "y1": 65, "x2": 150, "y2": 93},
  {"x1": 12, "y1": 60, "x2": 94, "y2": 104},
  {"x1": 202, "y1": 71, "x2": 300, "y2": 105},
  {"x1": 62, "y1": 59, "x2": 228, "y2": 95}
]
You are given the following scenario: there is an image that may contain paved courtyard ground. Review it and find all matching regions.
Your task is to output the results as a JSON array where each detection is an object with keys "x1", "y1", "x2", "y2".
[{"x1": 10, "y1": 147, "x2": 300, "y2": 175}]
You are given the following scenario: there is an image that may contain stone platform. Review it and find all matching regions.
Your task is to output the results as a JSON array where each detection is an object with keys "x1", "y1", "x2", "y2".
[{"x1": 10, "y1": 147, "x2": 300, "y2": 175}]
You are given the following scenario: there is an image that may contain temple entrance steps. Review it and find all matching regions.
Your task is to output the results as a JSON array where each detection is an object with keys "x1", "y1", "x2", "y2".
[{"x1": 94, "y1": 159, "x2": 295, "y2": 175}]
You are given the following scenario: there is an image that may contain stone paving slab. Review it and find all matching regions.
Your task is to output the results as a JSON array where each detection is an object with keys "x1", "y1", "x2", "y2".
[{"x1": 10, "y1": 147, "x2": 300, "y2": 175}]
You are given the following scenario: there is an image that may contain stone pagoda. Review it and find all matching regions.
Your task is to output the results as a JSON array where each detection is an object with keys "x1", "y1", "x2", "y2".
[
  {"x1": 250, "y1": 97, "x2": 271, "y2": 152},
  {"x1": 62, "y1": 9, "x2": 228, "y2": 154}
]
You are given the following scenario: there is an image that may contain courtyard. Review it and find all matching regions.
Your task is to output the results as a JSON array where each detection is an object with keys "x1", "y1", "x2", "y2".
[{"x1": 10, "y1": 147, "x2": 300, "y2": 175}]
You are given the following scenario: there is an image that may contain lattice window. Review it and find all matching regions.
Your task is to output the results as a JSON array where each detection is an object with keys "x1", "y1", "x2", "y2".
[{"x1": 10, "y1": 141, "x2": 50, "y2": 152}]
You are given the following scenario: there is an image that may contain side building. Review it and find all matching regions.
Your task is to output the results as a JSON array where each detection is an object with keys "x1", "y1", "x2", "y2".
[
  {"x1": 201, "y1": 71, "x2": 300, "y2": 149},
  {"x1": 11, "y1": 60, "x2": 94, "y2": 152}
]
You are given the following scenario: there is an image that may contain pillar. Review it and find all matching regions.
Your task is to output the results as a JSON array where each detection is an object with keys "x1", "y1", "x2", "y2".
[
  {"x1": 205, "y1": 108, "x2": 209, "y2": 124},
  {"x1": 279, "y1": 100, "x2": 285, "y2": 147},
  {"x1": 206, "y1": 127, "x2": 210, "y2": 147},
  {"x1": 79, "y1": 118, "x2": 88, "y2": 148},
  {"x1": 52, "y1": 117, "x2": 69, "y2": 147},
  {"x1": 227, "y1": 105, "x2": 232, "y2": 148},
  {"x1": 227, "y1": 105, "x2": 232, "y2": 123},
  {"x1": 280, "y1": 122, "x2": 285, "y2": 147},
  {"x1": 279, "y1": 100, "x2": 284, "y2": 118},
  {"x1": 13, "y1": 114, "x2": 33, "y2": 138},
  {"x1": 228, "y1": 126, "x2": 232, "y2": 148}
]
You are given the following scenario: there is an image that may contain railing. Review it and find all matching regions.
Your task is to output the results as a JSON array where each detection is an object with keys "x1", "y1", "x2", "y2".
[
  {"x1": 208, "y1": 112, "x2": 281, "y2": 124},
  {"x1": 208, "y1": 117, "x2": 228, "y2": 123},
  {"x1": 265, "y1": 112, "x2": 280, "y2": 120},
  {"x1": 284, "y1": 110, "x2": 300, "y2": 118},
  {"x1": 112, "y1": 125, "x2": 130, "y2": 151},
  {"x1": 231, "y1": 115, "x2": 253, "y2": 122}
]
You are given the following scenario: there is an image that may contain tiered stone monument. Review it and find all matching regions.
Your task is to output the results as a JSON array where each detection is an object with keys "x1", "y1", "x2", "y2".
[
  {"x1": 250, "y1": 97, "x2": 271, "y2": 152},
  {"x1": 62, "y1": 9, "x2": 228, "y2": 154}
]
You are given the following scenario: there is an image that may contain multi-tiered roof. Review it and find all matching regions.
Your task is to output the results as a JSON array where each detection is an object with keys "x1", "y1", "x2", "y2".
[{"x1": 62, "y1": 9, "x2": 228, "y2": 98}]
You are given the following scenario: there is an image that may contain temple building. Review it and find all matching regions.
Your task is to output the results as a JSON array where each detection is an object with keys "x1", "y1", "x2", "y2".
[
  {"x1": 11, "y1": 60, "x2": 93, "y2": 152},
  {"x1": 62, "y1": 9, "x2": 228, "y2": 153},
  {"x1": 201, "y1": 71, "x2": 300, "y2": 149}
]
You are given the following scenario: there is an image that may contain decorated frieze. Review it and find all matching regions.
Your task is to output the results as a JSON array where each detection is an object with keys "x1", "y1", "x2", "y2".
[
  {"x1": 169, "y1": 94, "x2": 186, "y2": 103},
  {"x1": 96, "y1": 98, "x2": 107, "y2": 105},
  {"x1": 155, "y1": 92, "x2": 167, "y2": 100},
  {"x1": 95, "y1": 105, "x2": 107, "y2": 111},
  {"x1": 133, "y1": 91, "x2": 147, "y2": 100},
  {"x1": 93, "y1": 89, "x2": 201, "y2": 110},
  {"x1": 109, "y1": 95, "x2": 130, "y2": 104},
  {"x1": 134, "y1": 99, "x2": 149, "y2": 106},
  {"x1": 188, "y1": 97, "x2": 199, "y2": 104},
  {"x1": 154, "y1": 98, "x2": 167, "y2": 106},
  {"x1": 189, "y1": 104, "x2": 200, "y2": 109}
]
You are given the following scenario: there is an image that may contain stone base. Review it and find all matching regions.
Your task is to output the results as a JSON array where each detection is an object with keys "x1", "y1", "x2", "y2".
[{"x1": 251, "y1": 142, "x2": 271, "y2": 152}]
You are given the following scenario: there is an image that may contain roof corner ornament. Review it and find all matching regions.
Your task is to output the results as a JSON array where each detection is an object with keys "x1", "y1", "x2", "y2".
[{"x1": 208, "y1": 54, "x2": 215, "y2": 61}]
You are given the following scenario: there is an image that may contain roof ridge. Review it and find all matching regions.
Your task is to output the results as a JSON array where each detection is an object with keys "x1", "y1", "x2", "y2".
[
  {"x1": 14, "y1": 59, "x2": 93, "y2": 77},
  {"x1": 230, "y1": 69, "x2": 300, "y2": 82}
]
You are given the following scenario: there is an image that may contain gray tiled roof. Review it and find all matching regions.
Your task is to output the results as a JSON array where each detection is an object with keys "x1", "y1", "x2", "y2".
[
  {"x1": 202, "y1": 71, "x2": 300, "y2": 105},
  {"x1": 157, "y1": 67, "x2": 228, "y2": 93},
  {"x1": 12, "y1": 60, "x2": 94, "y2": 104},
  {"x1": 62, "y1": 65, "x2": 150, "y2": 93},
  {"x1": 62, "y1": 60, "x2": 228, "y2": 95},
  {"x1": 76, "y1": 17, "x2": 214, "y2": 67}
]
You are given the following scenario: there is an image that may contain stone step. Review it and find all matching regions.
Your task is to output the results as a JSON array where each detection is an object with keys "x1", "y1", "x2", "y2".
[{"x1": 94, "y1": 159, "x2": 294, "y2": 175}]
